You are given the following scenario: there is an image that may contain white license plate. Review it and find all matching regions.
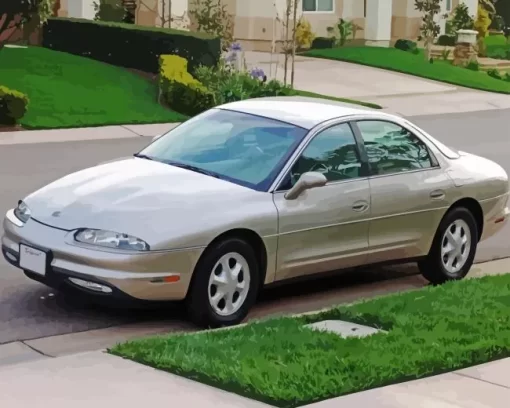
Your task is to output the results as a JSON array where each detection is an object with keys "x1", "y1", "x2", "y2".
[{"x1": 19, "y1": 244, "x2": 47, "y2": 276}]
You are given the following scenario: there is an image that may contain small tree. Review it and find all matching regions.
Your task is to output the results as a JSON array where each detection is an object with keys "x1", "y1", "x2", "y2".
[
  {"x1": 283, "y1": 0, "x2": 291, "y2": 85},
  {"x1": 0, "y1": 0, "x2": 54, "y2": 49},
  {"x1": 450, "y1": 3, "x2": 475, "y2": 32},
  {"x1": 290, "y1": 0, "x2": 299, "y2": 88},
  {"x1": 415, "y1": 0, "x2": 441, "y2": 61},
  {"x1": 189, "y1": 0, "x2": 234, "y2": 51},
  {"x1": 475, "y1": 4, "x2": 492, "y2": 56}
]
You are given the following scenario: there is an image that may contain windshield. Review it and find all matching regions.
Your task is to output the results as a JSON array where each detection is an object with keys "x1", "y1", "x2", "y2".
[{"x1": 139, "y1": 109, "x2": 308, "y2": 191}]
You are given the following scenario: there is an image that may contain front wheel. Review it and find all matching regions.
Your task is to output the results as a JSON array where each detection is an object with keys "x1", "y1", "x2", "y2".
[
  {"x1": 418, "y1": 207, "x2": 478, "y2": 285},
  {"x1": 185, "y1": 238, "x2": 260, "y2": 328}
]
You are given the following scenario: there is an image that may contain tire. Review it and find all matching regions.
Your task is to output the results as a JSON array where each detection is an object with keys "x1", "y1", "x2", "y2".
[
  {"x1": 185, "y1": 237, "x2": 260, "y2": 328},
  {"x1": 418, "y1": 206, "x2": 478, "y2": 285}
]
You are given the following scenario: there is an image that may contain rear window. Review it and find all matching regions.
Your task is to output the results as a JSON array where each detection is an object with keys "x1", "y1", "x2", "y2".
[{"x1": 404, "y1": 120, "x2": 460, "y2": 159}]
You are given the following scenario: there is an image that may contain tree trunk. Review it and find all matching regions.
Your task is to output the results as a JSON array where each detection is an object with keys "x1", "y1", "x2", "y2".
[
  {"x1": 161, "y1": 0, "x2": 166, "y2": 27},
  {"x1": 283, "y1": 0, "x2": 291, "y2": 85},
  {"x1": 169, "y1": 0, "x2": 172, "y2": 28},
  {"x1": 290, "y1": 0, "x2": 298, "y2": 88}
]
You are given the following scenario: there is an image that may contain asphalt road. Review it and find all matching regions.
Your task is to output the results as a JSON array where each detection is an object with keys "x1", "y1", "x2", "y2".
[{"x1": 0, "y1": 109, "x2": 508, "y2": 344}]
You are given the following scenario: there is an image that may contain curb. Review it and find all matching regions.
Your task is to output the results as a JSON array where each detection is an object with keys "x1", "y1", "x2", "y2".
[{"x1": 1, "y1": 256, "x2": 505, "y2": 368}]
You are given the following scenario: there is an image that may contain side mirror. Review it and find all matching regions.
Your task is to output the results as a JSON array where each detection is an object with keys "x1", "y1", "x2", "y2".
[
  {"x1": 284, "y1": 172, "x2": 327, "y2": 200},
  {"x1": 152, "y1": 134, "x2": 162, "y2": 142}
]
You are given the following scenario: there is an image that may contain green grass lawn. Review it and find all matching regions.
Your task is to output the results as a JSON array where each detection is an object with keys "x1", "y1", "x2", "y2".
[
  {"x1": 0, "y1": 46, "x2": 380, "y2": 130},
  {"x1": 0, "y1": 46, "x2": 186, "y2": 129},
  {"x1": 304, "y1": 46, "x2": 510, "y2": 94},
  {"x1": 111, "y1": 274, "x2": 510, "y2": 407}
]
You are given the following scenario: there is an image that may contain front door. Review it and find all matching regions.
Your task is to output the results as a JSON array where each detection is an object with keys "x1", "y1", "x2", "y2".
[
  {"x1": 353, "y1": 119, "x2": 455, "y2": 263},
  {"x1": 272, "y1": 122, "x2": 371, "y2": 282}
]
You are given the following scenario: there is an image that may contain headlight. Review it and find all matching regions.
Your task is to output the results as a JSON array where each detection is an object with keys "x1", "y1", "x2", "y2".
[
  {"x1": 75, "y1": 229, "x2": 150, "y2": 251},
  {"x1": 14, "y1": 201, "x2": 31, "y2": 223}
]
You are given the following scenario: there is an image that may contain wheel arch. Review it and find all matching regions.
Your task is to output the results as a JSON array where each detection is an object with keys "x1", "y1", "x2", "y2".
[
  {"x1": 447, "y1": 197, "x2": 484, "y2": 241},
  {"x1": 188, "y1": 228, "x2": 268, "y2": 294}
]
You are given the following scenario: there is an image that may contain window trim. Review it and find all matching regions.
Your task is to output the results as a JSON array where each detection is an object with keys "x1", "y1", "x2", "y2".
[
  {"x1": 350, "y1": 119, "x2": 441, "y2": 179},
  {"x1": 302, "y1": 0, "x2": 335, "y2": 13},
  {"x1": 272, "y1": 119, "x2": 369, "y2": 193}
]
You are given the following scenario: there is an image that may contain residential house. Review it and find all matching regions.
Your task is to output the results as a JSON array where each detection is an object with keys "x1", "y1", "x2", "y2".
[
  {"x1": 227, "y1": 0, "x2": 480, "y2": 52},
  {"x1": 54, "y1": 0, "x2": 480, "y2": 52},
  {"x1": 56, "y1": 0, "x2": 190, "y2": 29}
]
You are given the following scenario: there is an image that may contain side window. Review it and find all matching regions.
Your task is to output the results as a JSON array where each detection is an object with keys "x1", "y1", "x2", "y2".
[
  {"x1": 356, "y1": 120, "x2": 435, "y2": 176},
  {"x1": 283, "y1": 123, "x2": 362, "y2": 189}
]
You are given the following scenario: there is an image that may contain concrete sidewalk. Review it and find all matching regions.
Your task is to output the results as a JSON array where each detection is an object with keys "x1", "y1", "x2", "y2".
[
  {"x1": 0, "y1": 349, "x2": 508, "y2": 408},
  {"x1": 0, "y1": 122, "x2": 178, "y2": 146}
]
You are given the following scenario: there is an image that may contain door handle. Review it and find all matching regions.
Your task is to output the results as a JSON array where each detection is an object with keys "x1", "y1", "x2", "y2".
[
  {"x1": 430, "y1": 190, "x2": 445, "y2": 200},
  {"x1": 352, "y1": 201, "x2": 369, "y2": 212}
]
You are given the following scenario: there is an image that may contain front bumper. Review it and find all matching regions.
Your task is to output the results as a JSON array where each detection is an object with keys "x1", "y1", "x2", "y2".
[{"x1": 2, "y1": 209, "x2": 203, "y2": 302}]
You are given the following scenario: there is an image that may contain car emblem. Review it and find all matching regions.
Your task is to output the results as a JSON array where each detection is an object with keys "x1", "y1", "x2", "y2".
[{"x1": 52, "y1": 211, "x2": 61, "y2": 217}]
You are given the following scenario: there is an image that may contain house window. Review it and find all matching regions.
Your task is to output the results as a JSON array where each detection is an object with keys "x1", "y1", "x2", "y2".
[
  {"x1": 446, "y1": 0, "x2": 452, "y2": 12},
  {"x1": 302, "y1": 0, "x2": 334, "y2": 12},
  {"x1": 364, "y1": 0, "x2": 367, "y2": 17}
]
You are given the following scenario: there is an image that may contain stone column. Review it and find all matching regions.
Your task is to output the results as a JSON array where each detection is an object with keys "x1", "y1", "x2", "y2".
[
  {"x1": 364, "y1": 0, "x2": 392, "y2": 47},
  {"x1": 453, "y1": 29, "x2": 478, "y2": 66}
]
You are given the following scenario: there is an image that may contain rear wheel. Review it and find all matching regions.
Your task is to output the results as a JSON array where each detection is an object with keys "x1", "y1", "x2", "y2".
[
  {"x1": 185, "y1": 238, "x2": 260, "y2": 328},
  {"x1": 418, "y1": 207, "x2": 478, "y2": 285}
]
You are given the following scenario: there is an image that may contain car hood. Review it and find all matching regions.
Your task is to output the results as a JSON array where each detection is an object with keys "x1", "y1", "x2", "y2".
[{"x1": 24, "y1": 158, "x2": 261, "y2": 246}]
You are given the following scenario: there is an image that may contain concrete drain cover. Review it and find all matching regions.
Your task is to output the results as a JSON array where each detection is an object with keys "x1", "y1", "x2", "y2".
[{"x1": 305, "y1": 320, "x2": 386, "y2": 338}]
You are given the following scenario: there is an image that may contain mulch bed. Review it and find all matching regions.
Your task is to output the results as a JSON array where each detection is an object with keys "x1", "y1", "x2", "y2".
[{"x1": 0, "y1": 125, "x2": 24, "y2": 132}]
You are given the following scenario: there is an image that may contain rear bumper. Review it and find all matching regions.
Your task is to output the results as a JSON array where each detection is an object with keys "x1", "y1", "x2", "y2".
[{"x1": 2, "y1": 209, "x2": 203, "y2": 302}]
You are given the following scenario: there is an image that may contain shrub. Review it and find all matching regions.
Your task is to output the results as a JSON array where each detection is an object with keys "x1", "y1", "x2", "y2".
[
  {"x1": 465, "y1": 60, "x2": 480, "y2": 71},
  {"x1": 194, "y1": 62, "x2": 295, "y2": 106},
  {"x1": 436, "y1": 34, "x2": 456, "y2": 46},
  {"x1": 487, "y1": 47, "x2": 509, "y2": 59},
  {"x1": 395, "y1": 39, "x2": 418, "y2": 53},
  {"x1": 159, "y1": 55, "x2": 215, "y2": 116},
  {"x1": 296, "y1": 17, "x2": 315, "y2": 50},
  {"x1": 311, "y1": 37, "x2": 335, "y2": 49},
  {"x1": 487, "y1": 68, "x2": 502, "y2": 80},
  {"x1": 0, "y1": 86, "x2": 29, "y2": 125},
  {"x1": 42, "y1": 17, "x2": 221, "y2": 74},
  {"x1": 93, "y1": 0, "x2": 125, "y2": 22}
]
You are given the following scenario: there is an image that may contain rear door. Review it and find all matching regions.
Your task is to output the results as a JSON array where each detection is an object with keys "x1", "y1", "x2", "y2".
[{"x1": 352, "y1": 119, "x2": 455, "y2": 263}]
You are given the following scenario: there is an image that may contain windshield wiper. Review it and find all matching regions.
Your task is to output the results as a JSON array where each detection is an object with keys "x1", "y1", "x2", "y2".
[
  {"x1": 133, "y1": 153, "x2": 154, "y2": 161},
  {"x1": 163, "y1": 160, "x2": 221, "y2": 179}
]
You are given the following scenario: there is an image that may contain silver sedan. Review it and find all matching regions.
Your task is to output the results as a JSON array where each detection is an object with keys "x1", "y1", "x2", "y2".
[{"x1": 2, "y1": 97, "x2": 509, "y2": 328}]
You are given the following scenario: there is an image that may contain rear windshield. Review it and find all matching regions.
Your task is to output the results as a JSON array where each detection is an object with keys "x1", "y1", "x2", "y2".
[{"x1": 404, "y1": 120, "x2": 460, "y2": 159}]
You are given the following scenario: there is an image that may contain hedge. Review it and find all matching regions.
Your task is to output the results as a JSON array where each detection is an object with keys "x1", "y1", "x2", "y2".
[{"x1": 42, "y1": 17, "x2": 221, "y2": 74}]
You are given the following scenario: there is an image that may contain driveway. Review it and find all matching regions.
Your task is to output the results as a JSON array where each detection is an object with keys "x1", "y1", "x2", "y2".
[{"x1": 244, "y1": 51, "x2": 510, "y2": 116}]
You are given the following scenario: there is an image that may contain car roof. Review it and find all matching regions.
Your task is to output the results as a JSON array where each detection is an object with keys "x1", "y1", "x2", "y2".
[{"x1": 217, "y1": 96, "x2": 396, "y2": 129}]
